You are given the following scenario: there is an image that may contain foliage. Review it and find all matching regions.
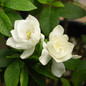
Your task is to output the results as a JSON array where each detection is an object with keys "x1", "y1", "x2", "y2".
[{"x1": 0, "y1": 0, "x2": 86, "y2": 86}]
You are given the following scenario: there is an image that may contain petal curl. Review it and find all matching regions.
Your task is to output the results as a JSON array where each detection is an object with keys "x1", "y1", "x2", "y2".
[
  {"x1": 26, "y1": 15, "x2": 39, "y2": 26},
  {"x1": 53, "y1": 53, "x2": 72, "y2": 63},
  {"x1": 39, "y1": 49, "x2": 51, "y2": 65},
  {"x1": 11, "y1": 30, "x2": 21, "y2": 42},
  {"x1": 41, "y1": 34, "x2": 47, "y2": 48},
  {"x1": 51, "y1": 59, "x2": 66, "y2": 77},
  {"x1": 14, "y1": 20, "x2": 21, "y2": 30},
  {"x1": 20, "y1": 46, "x2": 35, "y2": 59},
  {"x1": 6, "y1": 37, "x2": 17, "y2": 49},
  {"x1": 49, "y1": 25, "x2": 64, "y2": 40},
  {"x1": 72, "y1": 55, "x2": 81, "y2": 59}
]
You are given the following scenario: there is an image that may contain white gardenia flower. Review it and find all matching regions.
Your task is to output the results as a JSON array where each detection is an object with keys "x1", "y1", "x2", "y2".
[
  {"x1": 6, "y1": 15, "x2": 41, "y2": 59},
  {"x1": 39, "y1": 25, "x2": 81, "y2": 77}
]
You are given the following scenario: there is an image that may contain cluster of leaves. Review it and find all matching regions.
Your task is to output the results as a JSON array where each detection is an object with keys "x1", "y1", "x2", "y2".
[{"x1": 0, "y1": 0, "x2": 86, "y2": 86}]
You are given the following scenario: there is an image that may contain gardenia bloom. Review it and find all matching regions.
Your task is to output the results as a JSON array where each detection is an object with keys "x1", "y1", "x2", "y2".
[
  {"x1": 6, "y1": 15, "x2": 41, "y2": 59},
  {"x1": 39, "y1": 25, "x2": 81, "y2": 77}
]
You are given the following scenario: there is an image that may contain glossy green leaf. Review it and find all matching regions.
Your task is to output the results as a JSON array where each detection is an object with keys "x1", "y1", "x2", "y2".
[
  {"x1": 39, "y1": 7, "x2": 59, "y2": 37},
  {"x1": 32, "y1": 63, "x2": 57, "y2": 79},
  {"x1": 5, "y1": 0, "x2": 37, "y2": 11},
  {"x1": 4, "y1": 61, "x2": 20, "y2": 86},
  {"x1": 72, "y1": 73, "x2": 86, "y2": 86},
  {"x1": 0, "y1": 49, "x2": 14, "y2": 58},
  {"x1": 72, "y1": 60, "x2": 86, "y2": 86},
  {"x1": 35, "y1": 41, "x2": 43, "y2": 55},
  {"x1": 30, "y1": 70, "x2": 46, "y2": 86},
  {"x1": 37, "y1": 0, "x2": 48, "y2": 4},
  {"x1": 0, "y1": 12, "x2": 12, "y2": 37},
  {"x1": 30, "y1": 0, "x2": 43, "y2": 16},
  {"x1": 0, "y1": 0, "x2": 6, "y2": 4},
  {"x1": 6, "y1": 11, "x2": 22, "y2": 26},
  {"x1": 6, "y1": 54, "x2": 20, "y2": 58},
  {"x1": 64, "y1": 59, "x2": 80, "y2": 71},
  {"x1": 20, "y1": 66, "x2": 29, "y2": 86},
  {"x1": 0, "y1": 58, "x2": 14, "y2": 67},
  {"x1": 52, "y1": 1, "x2": 64, "y2": 7},
  {"x1": 75, "y1": 60, "x2": 86, "y2": 74},
  {"x1": 61, "y1": 78, "x2": 71, "y2": 86},
  {"x1": 81, "y1": 35, "x2": 86, "y2": 44},
  {"x1": 37, "y1": 0, "x2": 54, "y2": 4},
  {"x1": 57, "y1": 3, "x2": 85, "y2": 19}
]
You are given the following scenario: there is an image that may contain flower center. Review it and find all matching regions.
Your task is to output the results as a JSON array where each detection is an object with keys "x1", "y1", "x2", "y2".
[
  {"x1": 55, "y1": 43, "x2": 62, "y2": 51},
  {"x1": 26, "y1": 31, "x2": 31, "y2": 39}
]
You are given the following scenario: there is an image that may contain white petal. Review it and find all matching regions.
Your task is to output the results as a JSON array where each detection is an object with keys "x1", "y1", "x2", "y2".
[
  {"x1": 14, "y1": 20, "x2": 21, "y2": 30},
  {"x1": 17, "y1": 20, "x2": 29, "y2": 40},
  {"x1": 49, "y1": 25, "x2": 64, "y2": 40},
  {"x1": 53, "y1": 53, "x2": 72, "y2": 63},
  {"x1": 15, "y1": 41, "x2": 32, "y2": 49},
  {"x1": 6, "y1": 37, "x2": 17, "y2": 49},
  {"x1": 72, "y1": 55, "x2": 81, "y2": 59},
  {"x1": 63, "y1": 35, "x2": 69, "y2": 41},
  {"x1": 26, "y1": 15, "x2": 39, "y2": 26},
  {"x1": 41, "y1": 34, "x2": 47, "y2": 48},
  {"x1": 39, "y1": 49, "x2": 51, "y2": 65},
  {"x1": 51, "y1": 59, "x2": 66, "y2": 77},
  {"x1": 11, "y1": 30, "x2": 21, "y2": 42},
  {"x1": 31, "y1": 32, "x2": 40, "y2": 45},
  {"x1": 41, "y1": 34, "x2": 45, "y2": 44},
  {"x1": 20, "y1": 46, "x2": 35, "y2": 59}
]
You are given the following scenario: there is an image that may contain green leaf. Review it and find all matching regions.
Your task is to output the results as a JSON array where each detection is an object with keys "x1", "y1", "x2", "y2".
[
  {"x1": 72, "y1": 73, "x2": 86, "y2": 86},
  {"x1": 0, "y1": 12, "x2": 12, "y2": 37},
  {"x1": 37, "y1": 0, "x2": 48, "y2": 4},
  {"x1": 35, "y1": 40, "x2": 43, "y2": 55},
  {"x1": 72, "y1": 60, "x2": 86, "y2": 86},
  {"x1": 57, "y1": 3, "x2": 85, "y2": 19},
  {"x1": 5, "y1": 0, "x2": 37, "y2": 11},
  {"x1": 6, "y1": 54, "x2": 20, "y2": 58},
  {"x1": 32, "y1": 63, "x2": 57, "y2": 79},
  {"x1": 4, "y1": 61, "x2": 20, "y2": 86},
  {"x1": 81, "y1": 35, "x2": 86, "y2": 44},
  {"x1": 64, "y1": 59, "x2": 80, "y2": 71},
  {"x1": 0, "y1": 0, "x2": 6, "y2": 4},
  {"x1": 20, "y1": 66, "x2": 29, "y2": 86},
  {"x1": 61, "y1": 78, "x2": 71, "y2": 86},
  {"x1": 37, "y1": 0, "x2": 54, "y2": 4},
  {"x1": 6, "y1": 11, "x2": 22, "y2": 26},
  {"x1": 0, "y1": 49, "x2": 14, "y2": 58},
  {"x1": 0, "y1": 58, "x2": 14, "y2": 67},
  {"x1": 30, "y1": 70, "x2": 46, "y2": 86},
  {"x1": 52, "y1": 1, "x2": 64, "y2": 7},
  {"x1": 39, "y1": 7, "x2": 59, "y2": 37},
  {"x1": 75, "y1": 60, "x2": 86, "y2": 74},
  {"x1": 29, "y1": 0, "x2": 43, "y2": 16}
]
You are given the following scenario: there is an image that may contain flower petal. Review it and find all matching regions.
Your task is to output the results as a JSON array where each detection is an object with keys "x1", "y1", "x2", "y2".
[
  {"x1": 49, "y1": 25, "x2": 64, "y2": 40},
  {"x1": 53, "y1": 53, "x2": 72, "y2": 63},
  {"x1": 41, "y1": 34, "x2": 47, "y2": 48},
  {"x1": 39, "y1": 49, "x2": 51, "y2": 65},
  {"x1": 11, "y1": 30, "x2": 21, "y2": 42},
  {"x1": 6, "y1": 37, "x2": 17, "y2": 49},
  {"x1": 20, "y1": 46, "x2": 35, "y2": 59},
  {"x1": 26, "y1": 15, "x2": 39, "y2": 26},
  {"x1": 51, "y1": 59, "x2": 66, "y2": 77},
  {"x1": 31, "y1": 32, "x2": 40, "y2": 45},
  {"x1": 72, "y1": 55, "x2": 81, "y2": 59},
  {"x1": 14, "y1": 20, "x2": 21, "y2": 30}
]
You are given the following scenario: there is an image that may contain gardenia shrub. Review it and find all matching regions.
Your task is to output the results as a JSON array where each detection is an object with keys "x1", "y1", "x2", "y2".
[{"x1": 0, "y1": 0, "x2": 86, "y2": 86}]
